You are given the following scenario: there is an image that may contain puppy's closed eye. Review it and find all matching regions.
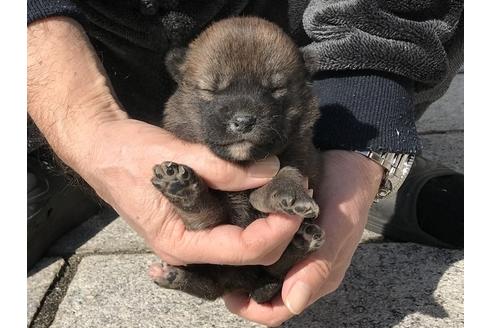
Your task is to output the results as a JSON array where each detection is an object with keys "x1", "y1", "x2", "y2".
[
  {"x1": 198, "y1": 87, "x2": 216, "y2": 93},
  {"x1": 195, "y1": 84, "x2": 216, "y2": 100},
  {"x1": 196, "y1": 79, "x2": 231, "y2": 98},
  {"x1": 271, "y1": 86, "x2": 288, "y2": 98}
]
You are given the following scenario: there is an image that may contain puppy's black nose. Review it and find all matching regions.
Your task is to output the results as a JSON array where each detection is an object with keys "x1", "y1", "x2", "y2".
[{"x1": 228, "y1": 114, "x2": 256, "y2": 133}]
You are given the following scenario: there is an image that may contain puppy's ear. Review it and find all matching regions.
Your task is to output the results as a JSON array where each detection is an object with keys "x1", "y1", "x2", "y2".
[
  {"x1": 165, "y1": 47, "x2": 188, "y2": 82},
  {"x1": 300, "y1": 48, "x2": 318, "y2": 79}
]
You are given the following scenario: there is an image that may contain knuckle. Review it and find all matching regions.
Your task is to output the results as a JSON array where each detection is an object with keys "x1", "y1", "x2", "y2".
[
  {"x1": 319, "y1": 264, "x2": 346, "y2": 294},
  {"x1": 223, "y1": 302, "x2": 239, "y2": 315},
  {"x1": 152, "y1": 241, "x2": 179, "y2": 264},
  {"x1": 208, "y1": 162, "x2": 236, "y2": 188},
  {"x1": 311, "y1": 259, "x2": 332, "y2": 282},
  {"x1": 258, "y1": 249, "x2": 283, "y2": 266}
]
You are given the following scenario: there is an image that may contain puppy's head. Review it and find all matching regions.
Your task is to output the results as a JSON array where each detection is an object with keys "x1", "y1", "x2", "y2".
[{"x1": 164, "y1": 17, "x2": 317, "y2": 162}]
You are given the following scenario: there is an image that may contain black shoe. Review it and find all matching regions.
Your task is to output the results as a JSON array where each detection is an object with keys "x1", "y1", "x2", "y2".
[
  {"x1": 27, "y1": 150, "x2": 101, "y2": 270},
  {"x1": 367, "y1": 157, "x2": 463, "y2": 249}
]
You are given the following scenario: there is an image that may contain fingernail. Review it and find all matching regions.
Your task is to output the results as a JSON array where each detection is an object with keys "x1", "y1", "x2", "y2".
[
  {"x1": 247, "y1": 156, "x2": 280, "y2": 178},
  {"x1": 285, "y1": 281, "x2": 312, "y2": 315}
]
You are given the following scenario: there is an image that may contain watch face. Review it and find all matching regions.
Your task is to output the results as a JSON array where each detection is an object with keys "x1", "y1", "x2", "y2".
[
  {"x1": 377, "y1": 154, "x2": 415, "y2": 201},
  {"x1": 354, "y1": 151, "x2": 415, "y2": 201},
  {"x1": 377, "y1": 179, "x2": 392, "y2": 199}
]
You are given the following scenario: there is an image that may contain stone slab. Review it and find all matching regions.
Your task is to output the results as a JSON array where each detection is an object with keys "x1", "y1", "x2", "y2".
[
  {"x1": 284, "y1": 243, "x2": 463, "y2": 328},
  {"x1": 420, "y1": 133, "x2": 464, "y2": 173},
  {"x1": 27, "y1": 257, "x2": 65, "y2": 325},
  {"x1": 417, "y1": 75, "x2": 464, "y2": 133},
  {"x1": 49, "y1": 208, "x2": 149, "y2": 256},
  {"x1": 50, "y1": 254, "x2": 262, "y2": 328},
  {"x1": 49, "y1": 244, "x2": 462, "y2": 328}
]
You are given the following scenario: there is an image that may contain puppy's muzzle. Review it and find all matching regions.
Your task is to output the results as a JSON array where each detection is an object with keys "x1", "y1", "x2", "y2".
[{"x1": 227, "y1": 113, "x2": 256, "y2": 134}]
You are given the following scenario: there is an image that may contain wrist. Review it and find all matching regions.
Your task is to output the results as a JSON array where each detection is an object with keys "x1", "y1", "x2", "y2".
[
  {"x1": 29, "y1": 77, "x2": 128, "y2": 175},
  {"x1": 54, "y1": 105, "x2": 128, "y2": 175},
  {"x1": 312, "y1": 150, "x2": 384, "y2": 265},
  {"x1": 321, "y1": 150, "x2": 384, "y2": 206},
  {"x1": 28, "y1": 17, "x2": 128, "y2": 173}
]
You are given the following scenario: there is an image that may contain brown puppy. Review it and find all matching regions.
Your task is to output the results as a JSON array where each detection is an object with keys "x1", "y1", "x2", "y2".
[{"x1": 150, "y1": 17, "x2": 324, "y2": 303}]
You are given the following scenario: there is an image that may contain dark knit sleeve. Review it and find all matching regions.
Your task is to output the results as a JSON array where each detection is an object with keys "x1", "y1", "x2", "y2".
[
  {"x1": 28, "y1": 0, "x2": 83, "y2": 24},
  {"x1": 312, "y1": 70, "x2": 421, "y2": 154}
]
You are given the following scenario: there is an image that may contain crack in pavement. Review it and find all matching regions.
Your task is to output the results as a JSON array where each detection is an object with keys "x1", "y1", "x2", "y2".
[
  {"x1": 30, "y1": 256, "x2": 80, "y2": 328},
  {"x1": 29, "y1": 249, "x2": 154, "y2": 328}
]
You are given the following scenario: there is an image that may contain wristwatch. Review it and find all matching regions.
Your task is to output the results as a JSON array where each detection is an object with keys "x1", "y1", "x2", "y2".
[{"x1": 354, "y1": 150, "x2": 416, "y2": 202}]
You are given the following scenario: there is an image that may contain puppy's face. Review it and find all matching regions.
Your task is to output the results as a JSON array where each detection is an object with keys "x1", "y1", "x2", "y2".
[{"x1": 165, "y1": 18, "x2": 314, "y2": 162}]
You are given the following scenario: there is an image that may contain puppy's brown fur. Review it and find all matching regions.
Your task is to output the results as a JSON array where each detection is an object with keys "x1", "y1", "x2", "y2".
[{"x1": 150, "y1": 17, "x2": 324, "y2": 303}]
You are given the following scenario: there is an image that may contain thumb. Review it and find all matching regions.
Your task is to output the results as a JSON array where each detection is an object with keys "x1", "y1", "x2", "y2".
[
  {"x1": 281, "y1": 257, "x2": 342, "y2": 315},
  {"x1": 180, "y1": 147, "x2": 280, "y2": 191}
]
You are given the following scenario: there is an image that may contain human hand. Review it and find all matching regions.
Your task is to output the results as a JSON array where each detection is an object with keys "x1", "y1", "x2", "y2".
[
  {"x1": 28, "y1": 17, "x2": 303, "y2": 267},
  {"x1": 78, "y1": 118, "x2": 309, "y2": 266},
  {"x1": 223, "y1": 150, "x2": 384, "y2": 326}
]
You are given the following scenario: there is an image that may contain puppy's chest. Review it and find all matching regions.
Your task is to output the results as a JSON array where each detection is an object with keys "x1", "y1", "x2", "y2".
[{"x1": 219, "y1": 190, "x2": 265, "y2": 228}]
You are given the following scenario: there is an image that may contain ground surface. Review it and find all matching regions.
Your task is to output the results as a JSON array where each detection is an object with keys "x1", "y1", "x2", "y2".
[{"x1": 27, "y1": 72, "x2": 464, "y2": 328}]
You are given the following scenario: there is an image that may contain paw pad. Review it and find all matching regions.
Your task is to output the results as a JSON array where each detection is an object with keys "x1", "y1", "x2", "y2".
[
  {"x1": 148, "y1": 262, "x2": 184, "y2": 289},
  {"x1": 294, "y1": 223, "x2": 325, "y2": 251},
  {"x1": 151, "y1": 161, "x2": 199, "y2": 201},
  {"x1": 276, "y1": 191, "x2": 319, "y2": 219}
]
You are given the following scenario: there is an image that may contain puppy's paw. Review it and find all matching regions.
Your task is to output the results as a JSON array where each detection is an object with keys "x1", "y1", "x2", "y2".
[
  {"x1": 292, "y1": 222, "x2": 325, "y2": 252},
  {"x1": 250, "y1": 280, "x2": 282, "y2": 303},
  {"x1": 148, "y1": 262, "x2": 186, "y2": 289},
  {"x1": 274, "y1": 189, "x2": 319, "y2": 219},
  {"x1": 152, "y1": 161, "x2": 201, "y2": 205}
]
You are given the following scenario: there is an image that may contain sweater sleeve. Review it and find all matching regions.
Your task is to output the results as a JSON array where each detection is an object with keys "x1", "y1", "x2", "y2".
[
  {"x1": 28, "y1": 0, "x2": 83, "y2": 24},
  {"x1": 303, "y1": 0, "x2": 463, "y2": 154},
  {"x1": 312, "y1": 70, "x2": 420, "y2": 153}
]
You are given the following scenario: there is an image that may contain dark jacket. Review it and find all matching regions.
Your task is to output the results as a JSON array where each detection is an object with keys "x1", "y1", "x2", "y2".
[{"x1": 27, "y1": 0, "x2": 464, "y2": 154}]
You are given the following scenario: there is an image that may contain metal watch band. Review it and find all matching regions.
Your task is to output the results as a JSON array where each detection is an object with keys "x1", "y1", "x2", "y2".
[{"x1": 354, "y1": 150, "x2": 416, "y2": 201}]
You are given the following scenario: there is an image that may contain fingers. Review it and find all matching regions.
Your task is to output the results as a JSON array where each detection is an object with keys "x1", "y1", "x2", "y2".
[
  {"x1": 167, "y1": 213, "x2": 303, "y2": 266},
  {"x1": 280, "y1": 254, "x2": 343, "y2": 315},
  {"x1": 177, "y1": 144, "x2": 280, "y2": 191},
  {"x1": 222, "y1": 255, "x2": 339, "y2": 326},
  {"x1": 223, "y1": 293, "x2": 294, "y2": 327}
]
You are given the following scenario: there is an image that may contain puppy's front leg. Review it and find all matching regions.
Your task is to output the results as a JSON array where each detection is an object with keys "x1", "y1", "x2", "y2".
[
  {"x1": 249, "y1": 167, "x2": 324, "y2": 280},
  {"x1": 152, "y1": 161, "x2": 227, "y2": 230},
  {"x1": 249, "y1": 166, "x2": 319, "y2": 219}
]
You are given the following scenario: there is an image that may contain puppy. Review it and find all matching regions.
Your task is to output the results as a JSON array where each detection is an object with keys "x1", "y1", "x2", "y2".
[{"x1": 150, "y1": 17, "x2": 324, "y2": 303}]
